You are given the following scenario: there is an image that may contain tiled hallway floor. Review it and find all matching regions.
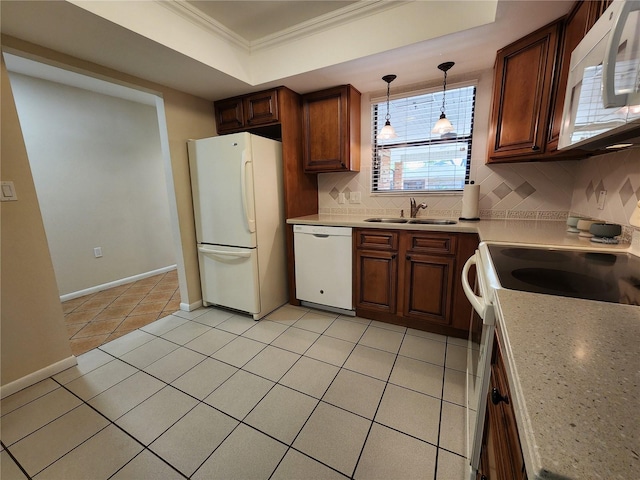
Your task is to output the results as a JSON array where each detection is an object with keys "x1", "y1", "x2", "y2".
[
  {"x1": 1, "y1": 304, "x2": 470, "y2": 480},
  {"x1": 62, "y1": 270, "x2": 180, "y2": 356}
]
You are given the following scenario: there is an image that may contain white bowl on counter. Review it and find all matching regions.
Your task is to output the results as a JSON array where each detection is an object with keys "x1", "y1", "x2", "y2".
[
  {"x1": 576, "y1": 218, "x2": 598, "y2": 238},
  {"x1": 566, "y1": 215, "x2": 588, "y2": 233}
]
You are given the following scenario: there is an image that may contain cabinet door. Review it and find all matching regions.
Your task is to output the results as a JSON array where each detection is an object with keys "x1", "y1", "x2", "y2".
[
  {"x1": 478, "y1": 336, "x2": 528, "y2": 480},
  {"x1": 215, "y1": 97, "x2": 244, "y2": 134},
  {"x1": 302, "y1": 85, "x2": 360, "y2": 173},
  {"x1": 487, "y1": 21, "x2": 561, "y2": 162},
  {"x1": 244, "y1": 89, "x2": 279, "y2": 127},
  {"x1": 403, "y1": 252, "x2": 454, "y2": 325},
  {"x1": 355, "y1": 249, "x2": 398, "y2": 314}
]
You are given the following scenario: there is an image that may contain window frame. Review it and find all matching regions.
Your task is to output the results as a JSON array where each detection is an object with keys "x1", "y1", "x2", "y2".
[{"x1": 370, "y1": 81, "x2": 477, "y2": 195}]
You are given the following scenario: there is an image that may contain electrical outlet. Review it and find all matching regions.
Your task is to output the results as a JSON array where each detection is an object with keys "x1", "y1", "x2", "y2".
[
  {"x1": 94, "y1": 247, "x2": 103, "y2": 258},
  {"x1": 349, "y1": 191, "x2": 361, "y2": 204},
  {"x1": 338, "y1": 193, "x2": 346, "y2": 204},
  {"x1": 597, "y1": 190, "x2": 607, "y2": 210}
]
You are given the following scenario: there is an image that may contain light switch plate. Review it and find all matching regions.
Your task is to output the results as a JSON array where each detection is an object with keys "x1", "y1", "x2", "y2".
[
  {"x1": 1, "y1": 181, "x2": 17, "y2": 201},
  {"x1": 597, "y1": 190, "x2": 607, "y2": 210}
]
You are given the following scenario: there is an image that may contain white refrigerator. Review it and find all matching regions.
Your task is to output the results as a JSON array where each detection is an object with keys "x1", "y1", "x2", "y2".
[{"x1": 187, "y1": 132, "x2": 288, "y2": 320}]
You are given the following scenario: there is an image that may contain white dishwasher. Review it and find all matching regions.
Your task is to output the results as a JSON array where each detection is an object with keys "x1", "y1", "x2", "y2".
[{"x1": 293, "y1": 225, "x2": 354, "y2": 314}]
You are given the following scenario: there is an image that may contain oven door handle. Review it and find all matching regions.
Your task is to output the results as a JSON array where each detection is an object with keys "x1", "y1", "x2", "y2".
[{"x1": 462, "y1": 253, "x2": 488, "y2": 317}]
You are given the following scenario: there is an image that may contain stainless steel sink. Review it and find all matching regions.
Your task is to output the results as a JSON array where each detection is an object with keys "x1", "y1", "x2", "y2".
[
  {"x1": 364, "y1": 218, "x2": 409, "y2": 223},
  {"x1": 408, "y1": 219, "x2": 457, "y2": 225}
]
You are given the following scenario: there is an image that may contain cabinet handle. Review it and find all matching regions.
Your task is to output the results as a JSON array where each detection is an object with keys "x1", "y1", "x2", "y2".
[
  {"x1": 391, "y1": 254, "x2": 396, "y2": 259},
  {"x1": 481, "y1": 476, "x2": 487, "y2": 480},
  {"x1": 491, "y1": 387, "x2": 509, "y2": 405},
  {"x1": 531, "y1": 145, "x2": 540, "y2": 151}
]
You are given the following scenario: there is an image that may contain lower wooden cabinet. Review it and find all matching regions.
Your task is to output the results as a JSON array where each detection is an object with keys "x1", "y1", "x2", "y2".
[
  {"x1": 478, "y1": 334, "x2": 528, "y2": 480},
  {"x1": 403, "y1": 252, "x2": 454, "y2": 324},
  {"x1": 354, "y1": 230, "x2": 399, "y2": 314},
  {"x1": 354, "y1": 228, "x2": 477, "y2": 337}
]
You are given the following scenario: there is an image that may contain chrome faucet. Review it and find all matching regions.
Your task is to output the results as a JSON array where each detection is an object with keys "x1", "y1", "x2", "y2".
[{"x1": 410, "y1": 198, "x2": 427, "y2": 218}]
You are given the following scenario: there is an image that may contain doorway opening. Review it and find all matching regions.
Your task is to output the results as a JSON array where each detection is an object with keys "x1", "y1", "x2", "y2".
[{"x1": 4, "y1": 52, "x2": 188, "y2": 354}]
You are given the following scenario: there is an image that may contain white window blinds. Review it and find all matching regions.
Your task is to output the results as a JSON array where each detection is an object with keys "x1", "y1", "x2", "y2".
[{"x1": 372, "y1": 84, "x2": 476, "y2": 193}]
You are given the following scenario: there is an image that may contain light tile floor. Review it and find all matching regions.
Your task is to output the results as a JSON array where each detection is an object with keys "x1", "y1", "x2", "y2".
[{"x1": 1, "y1": 304, "x2": 470, "y2": 480}]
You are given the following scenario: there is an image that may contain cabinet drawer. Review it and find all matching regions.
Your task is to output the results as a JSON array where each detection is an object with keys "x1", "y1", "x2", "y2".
[
  {"x1": 355, "y1": 230, "x2": 399, "y2": 251},
  {"x1": 407, "y1": 233, "x2": 456, "y2": 255}
]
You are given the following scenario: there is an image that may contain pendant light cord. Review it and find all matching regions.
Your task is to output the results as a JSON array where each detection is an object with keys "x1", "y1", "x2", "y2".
[
  {"x1": 441, "y1": 69, "x2": 447, "y2": 115},
  {"x1": 385, "y1": 81, "x2": 391, "y2": 121}
]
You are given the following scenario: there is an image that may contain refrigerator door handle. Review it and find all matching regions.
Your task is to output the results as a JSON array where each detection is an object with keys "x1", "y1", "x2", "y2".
[
  {"x1": 198, "y1": 246, "x2": 251, "y2": 258},
  {"x1": 241, "y1": 150, "x2": 256, "y2": 234}
]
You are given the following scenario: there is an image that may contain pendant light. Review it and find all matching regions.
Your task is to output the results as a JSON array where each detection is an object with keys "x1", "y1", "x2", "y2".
[
  {"x1": 432, "y1": 61, "x2": 455, "y2": 135},
  {"x1": 377, "y1": 74, "x2": 398, "y2": 140}
]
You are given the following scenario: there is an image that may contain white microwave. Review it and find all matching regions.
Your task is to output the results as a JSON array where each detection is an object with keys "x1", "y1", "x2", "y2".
[{"x1": 559, "y1": 0, "x2": 640, "y2": 150}]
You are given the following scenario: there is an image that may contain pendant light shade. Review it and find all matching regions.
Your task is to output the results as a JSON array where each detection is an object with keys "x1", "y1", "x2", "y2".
[
  {"x1": 377, "y1": 74, "x2": 398, "y2": 140},
  {"x1": 432, "y1": 61, "x2": 455, "y2": 135}
]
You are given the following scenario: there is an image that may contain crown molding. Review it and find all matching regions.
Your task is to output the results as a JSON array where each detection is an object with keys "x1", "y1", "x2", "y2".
[
  {"x1": 157, "y1": 0, "x2": 251, "y2": 52},
  {"x1": 250, "y1": 1, "x2": 409, "y2": 51},
  {"x1": 157, "y1": 0, "x2": 409, "y2": 53}
]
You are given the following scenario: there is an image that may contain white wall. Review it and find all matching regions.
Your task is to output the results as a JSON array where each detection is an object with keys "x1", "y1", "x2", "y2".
[
  {"x1": 318, "y1": 68, "x2": 579, "y2": 221},
  {"x1": 9, "y1": 72, "x2": 175, "y2": 295}
]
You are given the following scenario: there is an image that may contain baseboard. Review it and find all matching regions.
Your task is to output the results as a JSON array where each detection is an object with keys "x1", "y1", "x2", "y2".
[
  {"x1": 1, "y1": 356, "x2": 77, "y2": 399},
  {"x1": 60, "y1": 265, "x2": 177, "y2": 302},
  {"x1": 300, "y1": 301, "x2": 356, "y2": 317},
  {"x1": 180, "y1": 300, "x2": 203, "y2": 312}
]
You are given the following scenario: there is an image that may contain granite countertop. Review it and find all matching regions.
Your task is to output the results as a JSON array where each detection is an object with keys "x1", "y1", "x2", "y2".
[
  {"x1": 288, "y1": 214, "x2": 639, "y2": 478},
  {"x1": 495, "y1": 290, "x2": 640, "y2": 480},
  {"x1": 287, "y1": 214, "x2": 630, "y2": 251}
]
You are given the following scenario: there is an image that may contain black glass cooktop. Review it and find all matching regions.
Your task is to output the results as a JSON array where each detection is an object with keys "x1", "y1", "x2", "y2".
[{"x1": 487, "y1": 245, "x2": 640, "y2": 305}]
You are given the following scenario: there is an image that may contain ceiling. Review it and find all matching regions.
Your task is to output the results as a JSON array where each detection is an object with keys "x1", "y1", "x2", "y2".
[
  {"x1": 1, "y1": 1, "x2": 574, "y2": 101},
  {"x1": 187, "y1": 1, "x2": 357, "y2": 42}
]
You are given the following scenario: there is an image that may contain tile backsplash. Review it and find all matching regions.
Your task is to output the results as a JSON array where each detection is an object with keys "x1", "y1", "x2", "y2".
[
  {"x1": 569, "y1": 148, "x2": 640, "y2": 226},
  {"x1": 318, "y1": 159, "x2": 578, "y2": 221},
  {"x1": 318, "y1": 144, "x2": 638, "y2": 226}
]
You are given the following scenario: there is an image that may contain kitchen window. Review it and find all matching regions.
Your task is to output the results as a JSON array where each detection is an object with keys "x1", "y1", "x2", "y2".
[{"x1": 371, "y1": 83, "x2": 476, "y2": 193}]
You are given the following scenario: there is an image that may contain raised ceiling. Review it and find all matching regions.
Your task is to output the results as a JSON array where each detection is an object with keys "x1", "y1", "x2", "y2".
[
  {"x1": 186, "y1": 1, "x2": 357, "y2": 42},
  {"x1": 1, "y1": 1, "x2": 574, "y2": 101}
]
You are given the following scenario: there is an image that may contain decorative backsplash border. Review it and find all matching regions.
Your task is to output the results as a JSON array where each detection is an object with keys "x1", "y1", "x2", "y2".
[{"x1": 318, "y1": 206, "x2": 569, "y2": 221}]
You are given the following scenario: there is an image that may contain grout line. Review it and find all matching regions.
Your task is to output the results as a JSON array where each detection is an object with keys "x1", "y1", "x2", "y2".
[
  {"x1": 57, "y1": 383, "x2": 189, "y2": 479},
  {"x1": 349, "y1": 327, "x2": 408, "y2": 479},
  {"x1": 1, "y1": 439, "x2": 33, "y2": 480},
  {"x1": 433, "y1": 340, "x2": 450, "y2": 480},
  {"x1": 13, "y1": 302, "x2": 467, "y2": 479}
]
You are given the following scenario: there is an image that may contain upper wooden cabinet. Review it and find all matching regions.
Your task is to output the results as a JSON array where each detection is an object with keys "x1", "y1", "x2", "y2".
[
  {"x1": 214, "y1": 88, "x2": 280, "y2": 134},
  {"x1": 302, "y1": 85, "x2": 361, "y2": 173},
  {"x1": 487, "y1": 0, "x2": 610, "y2": 163},
  {"x1": 487, "y1": 20, "x2": 561, "y2": 162}
]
